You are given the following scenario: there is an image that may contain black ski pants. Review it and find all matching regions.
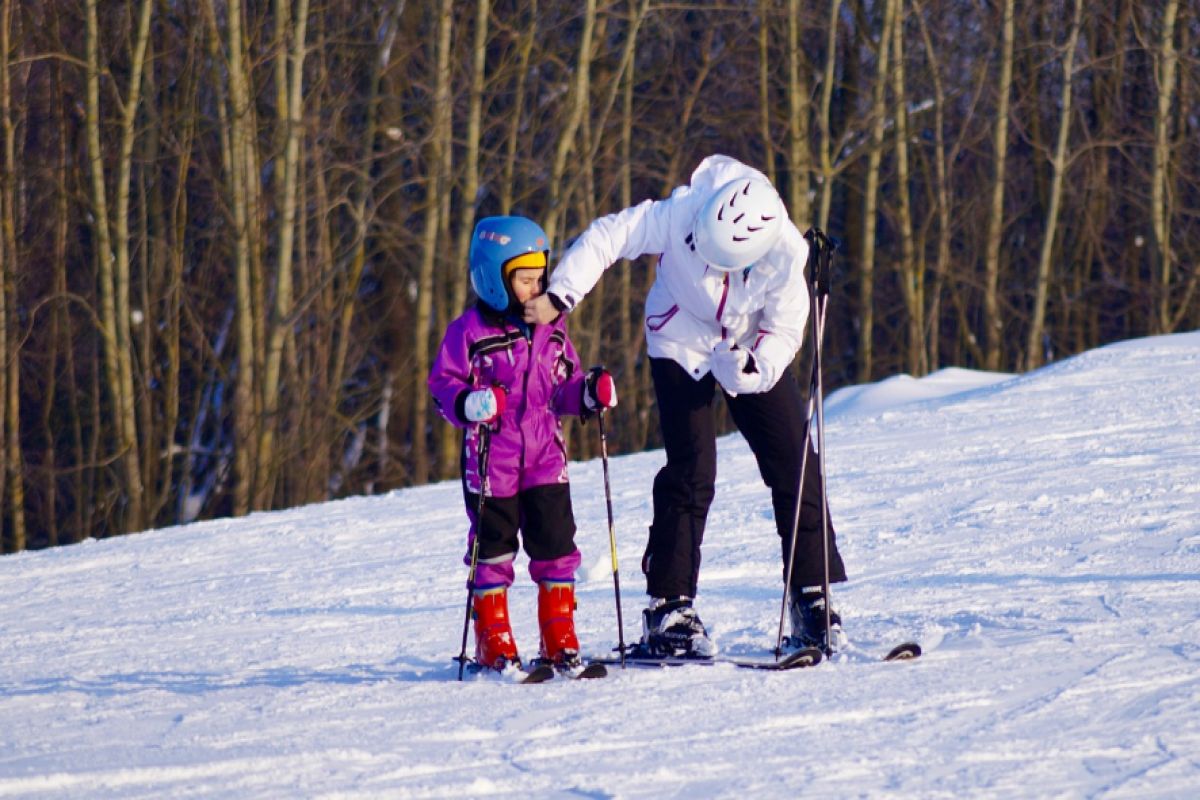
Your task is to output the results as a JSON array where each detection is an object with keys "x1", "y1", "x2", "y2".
[{"x1": 642, "y1": 357, "x2": 847, "y2": 599}]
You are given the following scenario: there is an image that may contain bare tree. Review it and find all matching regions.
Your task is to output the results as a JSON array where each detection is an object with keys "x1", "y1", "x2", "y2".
[
  {"x1": 544, "y1": 0, "x2": 597, "y2": 247},
  {"x1": 1150, "y1": 0, "x2": 1183, "y2": 332},
  {"x1": 256, "y1": 0, "x2": 311, "y2": 508},
  {"x1": 1025, "y1": 0, "x2": 1083, "y2": 370},
  {"x1": 786, "y1": 0, "x2": 812, "y2": 224},
  {"x1": 982, "y1": 0, "x2": 1015, "y2": 371},
  {"x1": 85, "y1": 0, "x2": 153, "y2": 533},
  {"x1": 889, "y1": 1, "x2": 923, "y2": 375},
  {"x1": 0, "y1": 0, "x2": 22, "y2": 550},
  {"x1": 857, "y1": 0, "x2": 899, "y2": 381},
  {"x1": 412, "y1": 0, "x2": 454, "y2": 485}
]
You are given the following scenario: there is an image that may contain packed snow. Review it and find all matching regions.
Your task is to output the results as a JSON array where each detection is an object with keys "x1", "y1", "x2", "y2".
[{"x1": 2, "y1": 332, "x2": 1199, "y2": 798}]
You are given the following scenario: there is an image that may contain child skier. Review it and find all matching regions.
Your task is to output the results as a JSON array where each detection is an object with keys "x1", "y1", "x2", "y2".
[{"x1": 428, "y1": 215, "x2": 617, "y2": 673}]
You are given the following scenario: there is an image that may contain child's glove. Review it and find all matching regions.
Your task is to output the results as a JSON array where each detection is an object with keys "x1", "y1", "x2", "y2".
[
  {"x1": 710, "y1": 341, "x2": 762, "y2": 397},
  {"x1": 463, "y1": 386, "x2": 506, "y2": 423},
  {"x1": 583, "y1": 366, "x2": 618, "y2": 412}
]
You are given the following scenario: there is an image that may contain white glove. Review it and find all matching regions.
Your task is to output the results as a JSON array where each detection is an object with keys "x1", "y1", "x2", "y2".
[
  {"x1": 463, "y1": 386, "x2": 506, "y2": 423},
  {"x1": 710, "y1": 341, "x2": 763, "y2": 397}
]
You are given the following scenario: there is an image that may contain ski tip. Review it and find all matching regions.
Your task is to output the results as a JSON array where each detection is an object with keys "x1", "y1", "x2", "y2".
[
  {"x1": 797, "y1": 646, "x2": 825, "y2": 667},
  {"x1": 883, "y1": 642, "x2": 922, "y2": 661},
  {"x1": 519, "y1": 663, "x2": 557, "y2": 684},
  {"x1": 572, "y1": 662, "x2": 608, "y2": 680}
]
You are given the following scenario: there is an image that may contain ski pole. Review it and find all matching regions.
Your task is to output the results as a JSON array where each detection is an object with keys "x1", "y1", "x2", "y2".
[
  {"x1": 810, "y1": 230, "x2": 838, "y2": 657},
  {"x1": 597, "y1": 410, "x2": 626, "y2": 667},
  {"x1": 775, "y1": 229, "x2": 837, "y2": 658},
  {"x1": 457, "y1": 423, "x2": 493, "y2": 681}
]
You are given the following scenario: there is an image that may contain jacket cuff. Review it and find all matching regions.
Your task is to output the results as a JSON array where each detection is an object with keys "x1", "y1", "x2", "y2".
[
  {"x1": 453, "y1": 389, "x2": 472, "y2": 426},
  {"x1": 547, "y1": 291, "x2": 570, "y2": 313}
]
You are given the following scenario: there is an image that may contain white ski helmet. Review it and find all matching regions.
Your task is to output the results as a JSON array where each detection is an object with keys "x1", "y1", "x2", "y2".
[{"x1": 692, "y1": 177, "x2": 785, "y2": 270}]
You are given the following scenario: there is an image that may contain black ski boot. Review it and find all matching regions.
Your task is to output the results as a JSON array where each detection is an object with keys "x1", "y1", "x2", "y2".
[
  {"x1": 640, "y1": 597, "x2": 716, "y2": 659},
  {"x1": 786, "y1": 591, "x2": 845, "y2": 652}
]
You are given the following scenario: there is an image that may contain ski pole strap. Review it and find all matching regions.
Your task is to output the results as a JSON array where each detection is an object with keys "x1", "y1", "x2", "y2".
[{"x1": 803, "y1": 227, "x2": 839, "y2": 300}]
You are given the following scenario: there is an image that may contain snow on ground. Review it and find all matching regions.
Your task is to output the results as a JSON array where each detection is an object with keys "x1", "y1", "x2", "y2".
[{"x1": 2, "y1": 332, "x2": 1199, "y2": 798}]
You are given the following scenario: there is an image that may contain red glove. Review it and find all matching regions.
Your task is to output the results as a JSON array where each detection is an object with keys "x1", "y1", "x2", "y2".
[{"x1": 584, "y1": 367, "x2": 618, "y2": 412}]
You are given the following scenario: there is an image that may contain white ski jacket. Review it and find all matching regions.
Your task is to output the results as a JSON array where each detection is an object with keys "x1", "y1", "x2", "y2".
[{"x1": 546, "y1": 155, "x2": 811, "y2": 393}]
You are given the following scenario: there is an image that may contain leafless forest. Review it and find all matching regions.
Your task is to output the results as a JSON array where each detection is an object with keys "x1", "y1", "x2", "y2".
[{"x1": 1, "y1": 0, "x2": 1196, "y2": 551}]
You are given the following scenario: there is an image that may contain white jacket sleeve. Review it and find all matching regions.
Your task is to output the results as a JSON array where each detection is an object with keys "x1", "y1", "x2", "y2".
[
  {"x1": 750, "y1": 230, "x2": 811, "y2": 392},
  {"x1": 546, "y1": 197, "x2": 674, "y2": 312}
]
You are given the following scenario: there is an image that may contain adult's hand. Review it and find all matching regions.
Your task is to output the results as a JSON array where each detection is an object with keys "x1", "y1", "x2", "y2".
[
  {"x1": 710, "y1": 341, "x2": 763, "y2": 397},
  {"x1": 523, "y1": 294, "x2": 560, "y2": 325}
]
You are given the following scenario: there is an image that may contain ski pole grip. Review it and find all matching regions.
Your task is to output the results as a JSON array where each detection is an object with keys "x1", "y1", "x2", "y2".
[{"x1": 803, "y1": 228, "x2": 838, "y2": 300}]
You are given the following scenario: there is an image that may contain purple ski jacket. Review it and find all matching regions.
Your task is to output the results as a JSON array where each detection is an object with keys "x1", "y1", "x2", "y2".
[{"x1": 428, "y1": 304, "x2": 588, "y2": 497}]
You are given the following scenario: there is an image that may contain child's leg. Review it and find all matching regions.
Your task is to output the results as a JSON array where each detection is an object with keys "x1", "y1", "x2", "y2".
[
  {"x1": 463, "y1": 492, "x2": 523, "y2": 668},
  {"x1": 464, "y1": 491, "x2": 521, "y2": 588},
  {"x1": 518, "y1": 483, "x2": 581, "y2": 581},
  {"x1": 519, "y1": 484, "x2": 583, "y2": 663}
]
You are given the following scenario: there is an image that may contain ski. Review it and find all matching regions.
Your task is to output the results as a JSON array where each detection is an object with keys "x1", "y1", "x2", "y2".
[
  {"x1": 591, "y1": 645, "x2": 822, "y2": 672},
  {"x1": 459, "y1": 659, "x2": 557, "y2": 684},
  {"x1": 529, "y1": 658, "x2": 609, "y2": 680},
  {"x1": 882, "y1": 642, "x2": 922, "y2": 661},
  {"x1": 561, "y1": 662, "x2": 609, "y2": 680},
  {"x1": 829, "y1": 640, "x2": 923, "y2": 664}
]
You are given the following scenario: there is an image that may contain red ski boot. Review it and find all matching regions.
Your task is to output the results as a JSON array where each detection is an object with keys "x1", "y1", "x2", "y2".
[
  {"x1": 538, "y1": 580, "x2": 580, "y2": 666},
  {"x1": 472, "y1": 587, "x2": 520, "y2": 670}
]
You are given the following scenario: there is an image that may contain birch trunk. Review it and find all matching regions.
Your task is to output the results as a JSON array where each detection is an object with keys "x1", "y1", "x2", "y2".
[
  {"x1": 1151, "y1": 0, "x2": 1179, "y2": 333},
  {"x1": 983, "y1": 0, "x2": 1014, "y2": 371},
  {"x1": 256, "y1": 0, "x2": 310, "y2": 508},
  {"x1": 502, "y1": 0, "x2": 536, "y2": 215},
  {"x1": 440, "y1": 0, "x2": 490, "y2": 479},
  {"x1": 86, "y1": 0, "x2": 152, "y2": 533},
  {"x1": 759, "y1": 0, "x2": 775, "y2": 184},
  {"x1": 889, "y1": 4, "x2": 923, "y2": 375},
  {"x1": 1025, "y1": 0, "x2": 1082, "y2": 370},
  {"x1": 335, "y1": 1, "x2": 405, "y2": 482},
  {"x1": 787, "y1": 0, "x2": 812, "y2": 225},
  {"x1": 816, "y1": 0, "x2": 842, "y2": 231},
  {"x1": 544, "y1": 0, "x2": 596, "y2": 247},
  {"x1": 0, "y1": 0, "x2": 22, "y2": 550},
  {"x1": 412, "y1": 0, "x2": 453, "y2": 485},
  {"x1": 857, "y1": 0, "x2": 898, "y2": 381}
]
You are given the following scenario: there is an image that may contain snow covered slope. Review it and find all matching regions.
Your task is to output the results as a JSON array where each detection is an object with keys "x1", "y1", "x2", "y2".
[{"x1": 2, "y1": 332, "x2": 1198, "y2": 798}]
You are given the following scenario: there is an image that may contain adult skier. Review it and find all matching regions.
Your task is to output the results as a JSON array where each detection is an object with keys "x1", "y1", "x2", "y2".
[{"x1": 523, "y1": 155, "x2": 848, "y2": 657}]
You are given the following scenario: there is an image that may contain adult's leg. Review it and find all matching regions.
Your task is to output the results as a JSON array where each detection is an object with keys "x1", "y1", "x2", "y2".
[
  {"x1": 725, "y1": 371, "x2": 847, "y2": 592},
  {"x1": 644, "y1": 358, "x2": 718, "y2": 598}
]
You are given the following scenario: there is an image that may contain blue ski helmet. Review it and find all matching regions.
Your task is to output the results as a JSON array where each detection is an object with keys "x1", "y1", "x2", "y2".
[{"x1": 469, "y1": 216, "x2": 549, "y2": 312}]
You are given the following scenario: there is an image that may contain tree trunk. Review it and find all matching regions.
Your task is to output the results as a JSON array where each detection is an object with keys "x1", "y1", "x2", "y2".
[
  {"x1": 86, "y1": 0, "x2": 152, "y2": 533},
  {"x1": 786, "y1": 0, "x2": 812, "y2": 225},
  {"x1": 857, "y1": 0, "x2": 898, "y2": 382},
  {"x1": 816, "y1": 0, "x2": 843, "y2": 232},
  {"x1": 1151, "y1": 0, "x2": 1179, "y2": 333},
  {"x1": 0, "y1": 0, "x2": 22, "y2": 550},
  {"x1": 412, "y1": 0, "x2": 454, "y2": 486},
  {"x1": 983, "y1": 0, "x2": 1014, "y2": 371},
  {"x1": 440, "y1": 0, "x2": 490, "y2": 480},
  {"x1": 204, "y1": 0, "x2": 260, "y2": 515},
  {"x1": 889, "y1": 3, "x2": 923, "y2": 375},
  {"x1": 543, "y1": 0, "x2": 596, "y2": 247},
  {"x1": 915, "y1": 0, "x2": 950, "y2": 373},
  {"x1": 1025, "y1": 0, "x2": 1082, "y2": 371},
  {"x1": 502, "y1": 0, "x2": 537, "y2": 215},
  {"x1": 334, "y1": 1, "x2": 406, "y2": 490},
  {"x1": 759, "y1": 0, "x2": 775, "y2": 184},
  {"x1": 256, "y1": 0, "x2": 310, "y2": 508}
]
